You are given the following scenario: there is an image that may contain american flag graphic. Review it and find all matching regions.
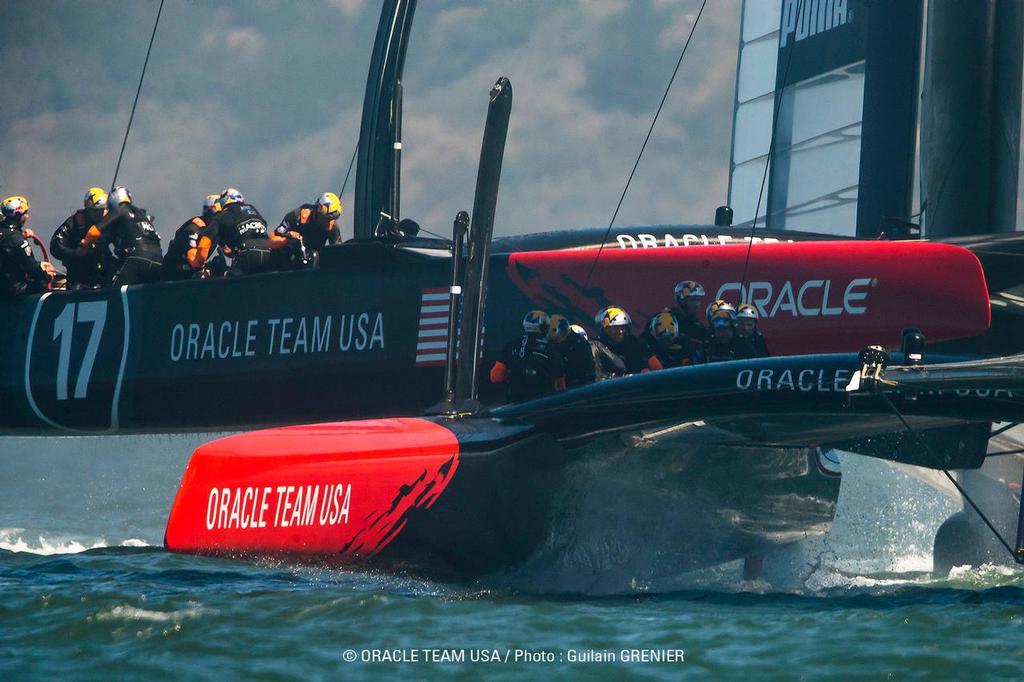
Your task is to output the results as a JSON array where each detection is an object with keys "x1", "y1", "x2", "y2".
[{"x1": 415, "y1": 288, "x2": 452, "y2": 366}]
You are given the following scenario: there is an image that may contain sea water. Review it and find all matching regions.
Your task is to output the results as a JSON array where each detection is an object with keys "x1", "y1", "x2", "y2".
[{"x1": 2, "y1": 435, "x2": 1023, "y2": 680}]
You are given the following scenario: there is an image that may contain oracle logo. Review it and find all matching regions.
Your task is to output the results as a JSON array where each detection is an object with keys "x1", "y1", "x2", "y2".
[
  {"x1": 615, "y1": 233, "x2": 788, "y2": 248},
  {"x1": 714, "y1": 278, "x2": 875, "y2": 318}
]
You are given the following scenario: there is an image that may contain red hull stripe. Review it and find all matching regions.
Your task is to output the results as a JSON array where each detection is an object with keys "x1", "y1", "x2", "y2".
[
  {"x1": 508, "y1": 241, "x2": 990, "y2": 354},
  {"x1": 164, "y1": 418, "x2": 459, "y2": 558}
]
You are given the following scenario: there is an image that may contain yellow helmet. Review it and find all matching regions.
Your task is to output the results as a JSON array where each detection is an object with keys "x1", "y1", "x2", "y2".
[
  {"x1": 709, "y1": 306, "x2": 736, "y2": 330},
  {"x1": 84, "y1": 187, "x2": 108, "y2": 210},
  {"x1": 522, "y1": 309, "x2": 550, "y2": 335},
  {"x1": 596, "y1": 306, "x2": 631, "y2": 329},
  {"x1": 316, "y1": 191, "x2": 342, "y2": 219},
  {"x1": 674, "y1": 280, "x2": 705, "y2": 303},
  {"x1": 706, "y1": 299, "x2": 736, "y2": 324},
  {"x1": 648, "y1": 311, "x2": 680, "y2": 340},
  {"x1": 547, "y1": 314, "x2": 570, "y2": 342},
  {"x1": 203, "y1": 194, "x2": 221, "y2": 217},
  {"x1": 1, "y1": 195, "x2": 29, "y2": 219}
]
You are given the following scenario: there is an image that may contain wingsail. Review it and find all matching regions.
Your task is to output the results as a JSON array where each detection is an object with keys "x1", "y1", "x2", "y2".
[{"x1": 729, "y1": 0, "x2": 921, "y2": 237}]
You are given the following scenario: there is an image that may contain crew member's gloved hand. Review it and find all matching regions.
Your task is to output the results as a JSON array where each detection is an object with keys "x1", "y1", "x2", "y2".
[
  {"x1": 21, "y1": 228, "x2": 35, "y2": 239},
  {"x1": 41, "y1": 261, "x2": 57, "y2": 277}
]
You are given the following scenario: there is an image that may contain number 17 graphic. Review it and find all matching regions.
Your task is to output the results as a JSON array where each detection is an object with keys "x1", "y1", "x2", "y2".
[{"x1": 52, "y1": 301, "x2": 107, "y2": 400}]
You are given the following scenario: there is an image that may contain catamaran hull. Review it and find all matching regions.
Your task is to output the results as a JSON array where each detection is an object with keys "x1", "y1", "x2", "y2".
[
  {"x1": 164, "y1": 416, "x2": 840, "y2": 593},
  {"x1": 3, "y1": 238, "x2": 990, "y2": 435}
]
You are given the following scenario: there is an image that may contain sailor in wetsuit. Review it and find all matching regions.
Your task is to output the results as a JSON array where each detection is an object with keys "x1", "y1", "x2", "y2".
[
  {"x1": 642, "y1": 310, "x2": 697, "y2": 368},
  {"x1": 734, "y1": 304, "x2": 770, "y2": 359},
  {"x1": 490, "y1": 310, "x2": 566, "y2": 402},
  {"x1": 205, "y1": 188, "x2": 275, "y2": 277},
  {"x1": 50, "y1": 187, "x2": 111, "y2": 289},
  {"x1": 81, "y1": 186, "x2": 162, "y2": 286},
  {"x1": 0, "y1": 196, "x2": 55, "y2": 298},
  {"x1": 594, "y1": 306, "x2": 662, "y2": 376},
  {"x1": 163, "y1": 194, "x2": 222, "y2": 281},
  {"x1": 273, "y1": 192, "x2": 342, "y2": 269},
  {"x1": 705, "y1": 301, "x2": 738, "y2": 363},
  {"x1": 673, "y1": 280, "x2": 709, "y2": 363},
  {"x1": 548, "y1": 314, "x2": 596, "y2": 388}
]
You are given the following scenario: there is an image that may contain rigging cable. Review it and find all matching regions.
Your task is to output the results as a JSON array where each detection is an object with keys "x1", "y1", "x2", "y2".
[
  {"x1": 338, "y1": 133, "x2": 448, "y2": 244},
  {"x1": 582, "y1": 0, "x2": 708, "y2": 288},
  {"x1": 879, "y1": 392, "x2": 1020, "y2": 563},
  {"x1": 339, "y1": 145, "x2": 359, "y2": 200},
  {"x1": 110, "y1": 0, "x2": 166, "y2": 190},
  {"x1": 737, "y1": 0, "x2": 804, "y2": 296}
]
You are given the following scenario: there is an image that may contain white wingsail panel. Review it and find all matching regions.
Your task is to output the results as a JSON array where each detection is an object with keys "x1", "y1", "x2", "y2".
[
  {"x1": 728, "y1": 0, "x2": 872, "y2": 235},
  {"x1": 728, "y1": 0, "x2": 781, "y2": 229},
  {"x1": 773, "y1": 62, "x2": 863, "y2": 234}
]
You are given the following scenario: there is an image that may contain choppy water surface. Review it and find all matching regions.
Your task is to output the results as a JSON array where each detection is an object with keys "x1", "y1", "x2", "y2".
[{"x1": 2, "y1": 435, "x2": 1023, "y2": 680}]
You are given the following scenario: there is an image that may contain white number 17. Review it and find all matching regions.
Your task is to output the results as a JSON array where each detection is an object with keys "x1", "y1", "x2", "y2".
[{"x1": 52, "y1": 301, "x2": 107, "y2": 400}]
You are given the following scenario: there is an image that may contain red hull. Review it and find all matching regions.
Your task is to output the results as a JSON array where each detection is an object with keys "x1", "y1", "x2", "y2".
[
  {"x1": 508, "y1": 241, "x2": 990, "y2": 354},
  {"x1": 164, "y1": 418, "x2": 459, "y2": 558}
]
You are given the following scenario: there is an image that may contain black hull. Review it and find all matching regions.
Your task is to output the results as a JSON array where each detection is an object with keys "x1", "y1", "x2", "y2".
[
  {"x1": 373, "y1": 428, "x2": 839, "y2": 594},
  {"x1": 0, "y1": 227, "x2": 1011, "y2": 434}
]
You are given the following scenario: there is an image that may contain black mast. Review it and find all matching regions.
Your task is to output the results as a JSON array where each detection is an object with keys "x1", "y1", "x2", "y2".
[
  {"x1": 454, "y1": 77, "x2": 513, "y2": 407},
  {"x1": 855, "y1": 0, "x2": 923, "y2": 238},
  {"x1": 921, "y1": 0, "x2": 1023, "y2": 237},
  {"x1": 354, "y1": 0, "x2": 417, "y2": 241}
]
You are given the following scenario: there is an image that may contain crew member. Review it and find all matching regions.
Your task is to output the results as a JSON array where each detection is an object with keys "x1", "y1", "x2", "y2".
[
  {"x1": 584, "y1": 323, "x2": 626, "y2": 381},
  {"x1": 643, "y1": 310, "x2": 695, "y2": 368},
  {"x1": 705, "y1": 301, "x2": 738, "y2": 362},
  {"x1": 81, "y1": 186, "x2": 162, "y2": 285},
  {"x1": 548, "y1": 313, "x2": 595, "y2": 388},
  {"x1": 204, "y1": 188, "x2": 275, "y2": 276},
  {"x1": 273, "y1": 191, "x2": 342, "y2": 269},
  {"x1": 571, "y1": 323, "x2": 625, "y2": 383},
  {"x1": 50, "y1": 187, "x2": 110, "y2": 289},
  {"x1": 673, "y1": 280, "x2": 709, "y2": 360},
  {"x1": 0, "y1": 196, "x2": 55, "y2": 298},
  {"x1": 490, "y1": 310, "x2": 566, "y2": 402},
  {"x1": 734, "y1": 304, "x2": 770, "y2": 359},
  {"x1": 163, "y1": 194, "x2": 222, "y2": 281},
  {"x1": 594, "y1": 305, "x2": 662, "y2": 376}
]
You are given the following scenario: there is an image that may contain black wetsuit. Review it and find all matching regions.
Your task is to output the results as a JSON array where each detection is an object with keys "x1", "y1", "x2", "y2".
[
  {"x1": 497, "y1": 333, "x2": 565, "y2": 402},
  {"x1": 275, "y1": 204, "x2": 339, "y2": 268},
  {"x1": 163, "y1": 216, "x2": 217, "y2": 281},
  {"x1": 706, "y1": 333, "x2": 738, "y2": 363},
  {"x1": 91, "y1": 204, "x2": 162, "y2": 285},
  {"x1": 555, "y1": 331, "x2": 596, "y2": 388},
  {"x1": 206, "y1": 203, "x2": 273, "y2": 276},
  {"x1": 0, "y1": 221, "x2": 49, "y2": 298},
  {"x1": 590, "y1": 340, "x2": 628, "y2": 380},
  {"x1": 598, "y1": 332, "x2": 656, "y2": 375},
  {"x1": 734, "y1": 331, "x2": 770, "y2": 359},
  {"x1": 642, "y1": 331, "x2": 696, "y2": 369},
  {"x1": 674, "y1": 306, "x2": 708, "y2": 362},
  {"x1": 50, "y1": 208, "x2": 109, "y2": 289}
]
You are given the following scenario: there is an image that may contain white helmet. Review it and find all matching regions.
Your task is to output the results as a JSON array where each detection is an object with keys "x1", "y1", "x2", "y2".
[
  {"x1": 219, "y1": 187, "x2": 244, "y2": 207},
  {"x1": 109, "y1": 186, "x2": 132, "y2": 206}
]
